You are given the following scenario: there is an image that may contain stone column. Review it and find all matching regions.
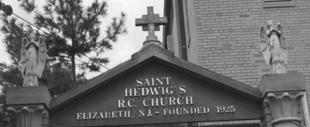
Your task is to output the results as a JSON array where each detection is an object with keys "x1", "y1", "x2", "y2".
[
  {"x1": 259, "y1": 71, "x2": 307, "y2": 127},
  {"x1": 4, "y1": 86, "x2": 51, "y2": 127},
  {"x1": 6, "y1": 105, "x2": 49, "y2": 127},
  {"x1": 263, "y1": 92, "x2": 304, "y2": 127}
]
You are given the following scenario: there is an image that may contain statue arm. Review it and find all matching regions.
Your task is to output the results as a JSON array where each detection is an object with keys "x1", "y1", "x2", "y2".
[
  {"x1": 277, "y1": 23, "x2": 288, "y2": 64},
  {"x1": 18, "y1": 37, "x2": 28, "y2": 77},
  {"x1": 259, "y1": 26, "x2": 271, "y2": 65},
  {"x1": 259, "y1": 26, "x2": 268, "y2": 51},
  {"x1": 277, "y1": 23, "x2": 287, "y2": 49},
  {"x1": 36, "y1": 37, "x2": 47, "y2": 77}
]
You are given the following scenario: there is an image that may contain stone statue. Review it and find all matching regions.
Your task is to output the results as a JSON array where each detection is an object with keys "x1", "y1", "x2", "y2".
[
  {"x1": 19, "y1": 32, "x2": 47, "y2": 86},
  {"x1": 259, "y1": 20, "x2": 287, "y2": 74}
]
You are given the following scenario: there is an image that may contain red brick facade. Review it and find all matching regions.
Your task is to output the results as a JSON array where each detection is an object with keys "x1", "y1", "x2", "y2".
[
  {"x1": 194, "y1": 0, "x2": 310, "y2": 86},
  {"x1": 164, "y1": 0, "x2": 310, "y2": 104}
]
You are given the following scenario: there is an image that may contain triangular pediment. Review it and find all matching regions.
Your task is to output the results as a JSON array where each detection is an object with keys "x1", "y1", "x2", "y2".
[{"x1": 50, "y1": 44, "x2": 262, "y2": 127}]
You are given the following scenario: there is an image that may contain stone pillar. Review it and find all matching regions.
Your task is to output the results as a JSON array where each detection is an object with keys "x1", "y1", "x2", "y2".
[
  {"x1": 6, "y1": 105, "x2": 49, "y2": 127},
  {"x1": 259, "y1": 71, "x2": 307, "y2": 127},
  {"x1": 264, "y1": 92, "x2": 304, "y2": 127},
  {"x1": 4, "y1": 86, "x2": 51, "y2": 127}
]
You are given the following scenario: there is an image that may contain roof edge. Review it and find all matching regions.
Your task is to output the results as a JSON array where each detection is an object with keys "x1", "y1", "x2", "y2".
[{"x1": 50, "y1": 44, "x2": 261, "y2": 111}]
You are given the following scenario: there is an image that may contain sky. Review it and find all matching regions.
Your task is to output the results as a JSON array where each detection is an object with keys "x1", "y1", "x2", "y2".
[{"x1": 0, "y1": 0, "x2": 164, "y2": 78}]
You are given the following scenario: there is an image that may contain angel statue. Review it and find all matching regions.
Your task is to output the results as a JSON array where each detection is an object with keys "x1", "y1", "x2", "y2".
[
  {"x1": 18, "y1": 32, "x2": 47, "y2": 87},
  {"x1": 259, "y1": 20, "x2": 287, "y2": 74}
]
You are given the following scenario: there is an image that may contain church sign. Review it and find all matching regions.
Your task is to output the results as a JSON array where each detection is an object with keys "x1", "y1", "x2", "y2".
[
  {"x1": 51, "y1": 61, "x2": 261, "y2": 126},
  {"x1": 76, "y1": 76, "x2": 236, "y2": 120}
]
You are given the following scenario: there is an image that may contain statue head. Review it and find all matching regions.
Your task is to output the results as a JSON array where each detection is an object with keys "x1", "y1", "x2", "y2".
[
  {"x1": 31, "y1": 31, "x2": 40, "y2": 41},
  {"x1": 24, "y1": 31, "x2": 41, "y2": 49},
  {"x1": 267, "y1": 20, "x2": 273, "y2": 27},
  {"x1": 266, "y1": 20, "x2": 281, "y2": 38}
]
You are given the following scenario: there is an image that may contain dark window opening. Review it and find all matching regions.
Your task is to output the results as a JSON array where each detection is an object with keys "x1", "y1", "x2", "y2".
[{"x1": 263, "y1": 0, "x2": 296, "y2": 8}]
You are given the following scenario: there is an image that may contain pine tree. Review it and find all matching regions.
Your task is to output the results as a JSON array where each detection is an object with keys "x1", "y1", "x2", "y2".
[
  {"x1": 33, "y1": 0, "x2": 127, "y2": 82},
  {"x1": 0, "y1": 0, "x2": 126, "y2": 91}
]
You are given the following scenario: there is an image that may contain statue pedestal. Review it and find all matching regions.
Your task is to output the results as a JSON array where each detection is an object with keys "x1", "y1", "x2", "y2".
[
  {"x1": 259, "y1": 71, "x2": 306, "y2": 127},
  {"x1": 5, "y1": 86, "x2": 51, "y2": 127}
]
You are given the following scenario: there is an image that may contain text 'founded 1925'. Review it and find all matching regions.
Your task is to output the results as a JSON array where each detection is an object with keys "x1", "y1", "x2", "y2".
[{"x1": 76, "y1": 76, "x2": 236, "y2": 120}]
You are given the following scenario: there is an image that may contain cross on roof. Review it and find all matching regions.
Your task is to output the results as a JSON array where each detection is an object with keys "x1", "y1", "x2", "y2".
[
  {"x1": 135, "y1": 6, "x2": 167, "y2": 31},
  {"x1": 135, "y1": 6, "x2": 167, "y2": 45}
]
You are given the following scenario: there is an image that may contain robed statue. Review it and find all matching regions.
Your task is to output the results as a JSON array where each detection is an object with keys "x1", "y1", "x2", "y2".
[
  {"x1": 259, "y1": 20, "x2": 287, "y2": 74},
  {"x1": 19, "y1": 32, "x2": 47, "y2": 86}
]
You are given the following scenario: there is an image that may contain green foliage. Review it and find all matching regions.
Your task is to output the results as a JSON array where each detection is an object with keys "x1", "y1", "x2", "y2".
[
  {"x1": 0, "y1": 63, "x2": 22, "y2": 87},
  {"x1": 18, "y1": 0, "x2": 36, "y2": 12},
  {"x1": 34, "y1": 0, "x2": 127, "y2": 81},
  {"x1": 0, "y1": 17, "x2": 24, "y2": 65},
  {"x1": 0, "y1": 0, "x2": 126, "y2": 91}
]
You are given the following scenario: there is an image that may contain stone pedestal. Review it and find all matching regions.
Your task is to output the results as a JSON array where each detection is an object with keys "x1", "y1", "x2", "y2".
[
  {"x1": 5, "y1": 86, "x2": 51, "y2": 127},
  {"x1": 143, "y1": 39, "x2": 162, "y2": 47},
  {"x1": 259, "y1": 71, "x2": 306, "y2": 127}
]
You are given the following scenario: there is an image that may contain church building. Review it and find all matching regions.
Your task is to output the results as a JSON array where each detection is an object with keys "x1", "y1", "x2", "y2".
[
  {"x1": 162, "y1": 0, "x2": 310, "y2": 126},
  {"x1": 3, "y1": 0, "x2": 310, "y2": 127}
]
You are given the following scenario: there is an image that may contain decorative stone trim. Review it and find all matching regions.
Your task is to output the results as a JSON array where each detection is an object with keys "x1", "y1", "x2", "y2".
[
  {"x1": 263, "y1": 91, "x2": 305, "y2": 127},
  {"x1": 6, "y1": 105, "x2": 49, "y2": 127}
]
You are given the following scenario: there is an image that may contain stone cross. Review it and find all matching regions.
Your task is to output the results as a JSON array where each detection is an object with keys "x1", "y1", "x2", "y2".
[{"x1": 135, "y1": 6, "x2": 167, "y2": 45}]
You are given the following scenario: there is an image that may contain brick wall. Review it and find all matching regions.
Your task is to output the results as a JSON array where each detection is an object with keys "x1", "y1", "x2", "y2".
[{"x1": 193, "y1": 0, "x2": 310, "y2": 100}]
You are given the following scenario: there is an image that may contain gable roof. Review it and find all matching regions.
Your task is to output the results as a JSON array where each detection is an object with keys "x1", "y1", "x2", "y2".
[{"x1": 50, "y1": 44, "x2": 261, "y2": 111}]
